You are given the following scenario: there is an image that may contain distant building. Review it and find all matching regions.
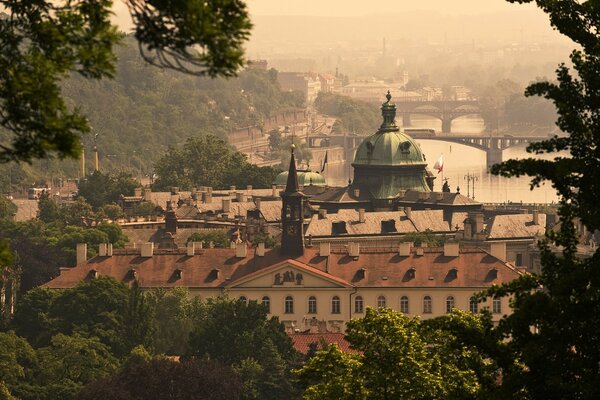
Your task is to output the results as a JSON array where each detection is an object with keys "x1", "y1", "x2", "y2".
[
  {"x1": 247, "y1": 59, "x2": 268, "y2": 70},
  {"x1": 277, "y1": 72, "x2": 321, "y2": 103}
]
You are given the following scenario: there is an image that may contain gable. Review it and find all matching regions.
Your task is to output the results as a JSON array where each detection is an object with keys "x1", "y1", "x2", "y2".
[{"x1": 229, "y1": 261, "x2": 351, "y2": 289}]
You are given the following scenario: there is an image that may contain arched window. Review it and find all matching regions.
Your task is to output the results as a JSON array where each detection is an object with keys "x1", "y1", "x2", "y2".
[
  {"x1": 262, "y1": 296, "x2": 270, "y2": 313},
  {"x1": 446, "y1": 296, "x2": 455, "y2": 314},
  {"x1": 355, "y1": 296, "x2": 364, "y2": 314},
  {"x1": 377, "y1": 295, "x2": 386, "y2": 308},
  {"x1": 239, "y1": 296, "x2": 247, "y2": 304},
  {"x1": 284, "y1": 296, "x2": 294, "y2": 314},
  {"x1": 331, "y1": 296, "x2": 341, "y2": 314},
  {"x1": 308, "y1": 296, "x2": 317, "y2": 314},
  {"x1": 492, "y1": 297, "x2": 502, "y2": 314},
  {"x1": 469, "y1": 297, "x2": 478, "y2": 313},
  {"x1": 423, "y1": 296, "x2": 432, "y2": 314},
  {"x1": 400, "y1": 296, "x2": 409, "y2": 314}
]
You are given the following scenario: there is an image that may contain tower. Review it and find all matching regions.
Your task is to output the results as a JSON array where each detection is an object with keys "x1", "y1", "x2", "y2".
[{"x1": 280, "y1": 145, "x2": 305, "y2": 256}]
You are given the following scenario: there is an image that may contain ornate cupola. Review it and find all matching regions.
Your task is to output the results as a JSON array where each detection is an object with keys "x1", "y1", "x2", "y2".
[
  {"x1": 280, "y1": 145, "x2": 306, "y2": 256},
  {"x1": 352, "y1": 92, "x2": 432, "y2": 199}
]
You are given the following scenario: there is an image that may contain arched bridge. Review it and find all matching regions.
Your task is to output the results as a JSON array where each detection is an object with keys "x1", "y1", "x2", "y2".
[
  {"x1": 394, "y1": 100, "x2": 484, "y2": 133},
  {"x1": 409, "y1": 132, "x2": 553, "y2": 168}
]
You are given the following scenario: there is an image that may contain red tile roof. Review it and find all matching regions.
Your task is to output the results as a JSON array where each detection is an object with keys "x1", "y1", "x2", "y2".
[
  {"x1": 43, "y1": 246, "x2": 522, "y2": 290},
  {"x1": 290, "y1": 332, "x2": 355, "y2": 354}
]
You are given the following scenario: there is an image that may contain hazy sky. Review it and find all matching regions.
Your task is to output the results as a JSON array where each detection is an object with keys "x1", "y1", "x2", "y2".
[
  {"x1": 245, "y1": 0, "x2": 537, "y2": 16},
  {"x1": 113, "y1": 1, "x2": 539, "y2": 28}
]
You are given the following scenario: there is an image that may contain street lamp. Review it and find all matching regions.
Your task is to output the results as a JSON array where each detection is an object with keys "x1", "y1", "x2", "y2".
[{"x1": 464, "y1": 172, "x2": 479, "y2": 200}]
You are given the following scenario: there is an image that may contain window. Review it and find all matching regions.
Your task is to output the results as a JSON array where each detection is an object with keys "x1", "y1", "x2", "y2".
[
  {"x1": 516, "y1": 253, "x2": 523, "y2": 266},
  {"x1": 331, "y1": 296, "x2": 341, "y2": 314},
  {"x1": 469, "y1": 297, "x2": 478, "y2": 313},
  {"x1": 492, "y1": 297, "x2": 502, "y2": 314},
  {"x1": 284, "y1": 296, "x2": 294, "y2": 314},
  {"x1": 355, "y1": 296, "x2": 364, "y2": 313},
  {"x1": 308, "y1": 296, "x2": 317, "y2": 314},
  {"x1": 262, "y1": 296, "x2": 270, "y2": 313},
  {"x1": 446, "y1": 296, "x2": 455, "y2": 314},
  {"x1": 239, "y1": 296, "x2": 247, "y2": 304},
  {"x1": 400, "y1": 296, "x2": 409, "y2": 314},
  {"x1": 377, "y1": 295, "x2": 386, "y2": 308},
  {"x1": 423, "y1": 296, "x2": 432, "y2": 314}
]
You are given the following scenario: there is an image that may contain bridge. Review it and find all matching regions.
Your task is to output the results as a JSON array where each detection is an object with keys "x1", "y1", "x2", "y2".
[
  {"x1": 306, "y1": 131, "x2": 553, "y2": 169},
  {"x1": 407, "y1": 132, "x2": 553, "y2": 168},
  {"x1": 394, "y1": 100, "x2": 484, "y2": 133}
]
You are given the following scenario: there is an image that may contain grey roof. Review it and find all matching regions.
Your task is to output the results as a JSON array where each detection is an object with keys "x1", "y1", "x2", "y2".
[{"x1": 487, "y1": 213, "x2": 547, "y2": 239}]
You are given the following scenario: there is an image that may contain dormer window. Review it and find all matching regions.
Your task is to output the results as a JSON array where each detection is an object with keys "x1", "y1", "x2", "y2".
[
  {"x1": 404, "y1": 267, "x2": 416, "y2": 281},
  {"x1": 486, "y1": 268, "x2": 498, "y2": 282},
  {"x1": 332, "y1": 221, "x2": 348, "y2": 235},
  {"x1": 127, "y1": 269, "x2": 137, "y2": 280},
  {"x1": 446, "y1": 268, "x2": 458, "y2": 281},
  {"x1": 172, "y1": 269, "x2": 182, "y2": 280},
  {"x1": 399, "y1": 141, "x2": 411, "y2": 153}
]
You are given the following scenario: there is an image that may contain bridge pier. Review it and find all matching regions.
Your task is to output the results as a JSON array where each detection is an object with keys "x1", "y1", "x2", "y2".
[
  {"x1": 402, "y1": 113, "x2": 411, "y2": 127},
  {"x1": 441, "y1": 117, "x2": 452, "y2": 133},
  {"x1": 486, "y1": 148, "x2": 503, "y2": 170}
]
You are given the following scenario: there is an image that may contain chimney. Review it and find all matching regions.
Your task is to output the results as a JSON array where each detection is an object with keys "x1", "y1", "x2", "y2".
[
  {"x1": 471, "y1": 212, "x2": 484, "y2": 233},
  {"x1": 195, "y1": 241, "x2": 203, "y2": 249},
  {"x1": 353, "y1": 188, "x2": 360, "y2": 198},
  {"x1": 532, "y1": 210, "x2": 539, "y2": 225},
  {"x1": 416, "y1": 247, "x2": 424, "y2": 256},
  {"x1": 134, "y1": 187, "x2": 142, "y2": 197},
  {"x1": 235, "y1": 192, "x2": 245, "y2": 202},
  {"x1": 318, "y1": 209, "x2": 327, "y2": 219},
  {"x1": 489, "y1": 242, "x2": 506, "y2": 262},
  {"x1": 187, "y1": 242, "x2": 195, "y2": 256},
  {"x1": 141, "y1": 242, "x2": 154, "y2": 257},
  {"x1": 230, "y1": 185, "x2": 236, "y2": 192},
  {"x1": 319, "y1": 242, "x2": 330, "y2": 257},
  {"x1": 398, "y1": 242, "x2": 411, "y2": 256},
  {"x1": 207, "y1": 186, "x2": 213, "y2": 194},
  {"x1": 106, "y1": 243, "x2": 113, "y2": 256},
  {"x1": 357, "y1": 208, "x2": 366, "y2": 223},
  {"x1": 235, "y1": 242, "x2": 247, "y2": 258},
  {"x1": 246, "y1": 185, "x2": 253, "y2": 192},
  {"x1": 99, "y1": 243, "x2": 113, "y2": 257},
  {"x1": 143, "y1": 188, "x2": 152, "y2": 201},
  {"x1": 171, "y1": 187, "x2": 179, "y2": 195},
  {"x1": 255, "y1": 198, "x2": 261, "y2": 210},
  {"x1": 404, "y1": 207, "x2": 412, "y2": 219},
  {"x1": 348, "y1": 242, "x2": 360, "y2": 257},
  {"x1": 419, "y1": 192, "x2": 428, "y2": 200},
  {"x1": 443, "y1": 242, "x2": 460, "y2": 257},
  {"x1": 76, "y1": 243, "x2": 87, "y2": 265},
  {"x1": 256, "y1": 242, "x2": 265, "y2": 257},
  {"x1": 435, "y1": 192, "x2": 444, "y2": 201},
  {"x1": 397, "y1": 189, "x2": 406, "y2": 198},
  {"x1": 271, "y1": 184, "x2": 278, "y2": 197},
  {"x1": 203, "y1": 192, "x2": 212, "y2": 204},
  {"x1": 222, "y1": 198, "x2": 231, "y2": 213}
]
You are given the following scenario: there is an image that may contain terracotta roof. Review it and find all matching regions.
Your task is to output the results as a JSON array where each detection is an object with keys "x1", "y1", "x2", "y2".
[
  {"x1": 397, "y1": 191, "x2": 481, "y2": 206},
  {"x1": 450, "y1": 212, "x2": 468, "y2": 230},
  {"x1": 408, "y1": 209, "x2": 450, "y2": 232},
  {"x1": 290, "y1": 333, "x2": 355, "y2": 354},
  {"x1": 487, "y1": 213, "x2": 546, "y2": 239},
  {"x1": 43, "y1": 247, "x2": 522, "y2": 290}
]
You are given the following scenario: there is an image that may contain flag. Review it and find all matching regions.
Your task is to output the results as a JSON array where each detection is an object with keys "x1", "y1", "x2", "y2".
[
  {"x1": 320, "y1": 151, "x2": 328, "y2": 173},
  {"x1": 433, "y1": 154, "x2": 443, "y2": 174}
]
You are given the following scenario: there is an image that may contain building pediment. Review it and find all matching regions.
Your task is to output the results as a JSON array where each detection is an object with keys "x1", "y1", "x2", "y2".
[{"x1": 227, "y1": 259, "x2": 352, "y2": 289}]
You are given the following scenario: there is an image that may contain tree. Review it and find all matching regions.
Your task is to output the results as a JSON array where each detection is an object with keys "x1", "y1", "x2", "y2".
[
  {"x1": 0, "y1": 331, "x2": 37, "y2": 399},
  {"x1": 0, "y1": 0, "x2": 252, "y2": 163},
  {"x1": 11, "y1": 288, "x2": 59, "y2": 348},
  {"x1": 186, "y1": 296, "x2": 300, "y2": 400},
  {"x1": 29, "y1": 333, "x2": 118, "y2": 400},
  {"x1": 76, "y1": 359, "x2": 244, "y2": 400},
  {"x1": 295, "y1": 344, "x2": 367, "y2": 400},
  {"x1": 37, "y1": 193, "x2": 61, "y2": 224},
  {"x1": 0, "y1": 197, "x2": 17, "y2": 220},
  {"x1": 482, "y1": 1, "x2": 600, "y2": 398},
  {"x1": 153, "y1": 135, "x2": 278, "y2": 190},
  {"x1": 77, "y1": 171, "x2": 139, "y2": 209},
  {"x1": 186, "y1": 231, "x2": 231, "y2": 248}
]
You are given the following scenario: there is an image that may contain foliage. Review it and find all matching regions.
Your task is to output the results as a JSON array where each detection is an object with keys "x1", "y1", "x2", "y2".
[
  {"x1": 478, "y1": 1, "x2": 600, "y2": 398},
  {"x1": 0, "y1": 197, "x2": 17, "y2": 220},
  {"x1": 298, "y1": 308, "x2": 497, "y2": 400},
  {"x1": 126, "y1": 201, "x2": 157, "y2": 217},
  {"x1": 153, "y1": 135, "x2": 278, "y2": 190},
  {"x1": 0, "y1": 0, "x2": 252, "y2": 163},
  {"x1": 295, "y1": 344, "x2": 367, "y2": 400},
  {"x1": 400, "y1": 231, "x2": 447, "y2": 247},
  {"x1": 76, "y1": 359, "x2": 244, "y2": 400},
  {"x1": 251, "y1": 232, "x2": 278, "y2": 249},
  {"x1": 186, "y1": 230, "x2": 231, "y2": 248},
  {"x1": 98, "y1": 203, "x2": 124, "y2": 220},
  {"x1": 37, "y1": 193, "x2": 61, "y2": 224},
  {"x1": 314, "y1": 92, "x2": 380, "y2": 135},
  {"x1": 11, "y1": 288, "x2": 59, "y2": 348},
  {"x1": 77, "y1": 171, "x2": 139, "y2": 209},
  {"x1": 186, "y1": 295, "x2": 300, "y2": 400},
  {"x1": 0, "y1": 331, "x2": 36, "y2": 397},
  {"x1": 272, "y1": 136, "x2": 312, "y2": 169}
]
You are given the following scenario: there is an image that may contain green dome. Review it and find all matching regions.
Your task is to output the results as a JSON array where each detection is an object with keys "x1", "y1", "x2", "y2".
[
  {"x1": 353, "y1": 130, "x2": 427, "y2": 166},
  {"x1": 274, "y1": 170, "x2": 327, "y2": 186}
]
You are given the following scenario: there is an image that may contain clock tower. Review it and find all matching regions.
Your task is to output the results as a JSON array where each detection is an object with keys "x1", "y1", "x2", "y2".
[{"x1": 280, "y1": 145, "x2": 305, "y2": 256}]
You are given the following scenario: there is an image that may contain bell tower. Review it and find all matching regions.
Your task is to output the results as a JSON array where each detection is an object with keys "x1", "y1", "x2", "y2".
[{"x1": 280, "y1": 145, "x2": 305, "y2": 256}]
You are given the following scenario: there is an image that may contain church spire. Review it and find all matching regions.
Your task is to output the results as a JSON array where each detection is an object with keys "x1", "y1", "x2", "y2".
[
  {"x1": 378, "y1": 90, "x2": 399, "y2": 133},
  {"x1": 285, "y1": 144, "x2": 300, "y2": 193}
]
